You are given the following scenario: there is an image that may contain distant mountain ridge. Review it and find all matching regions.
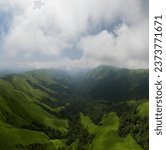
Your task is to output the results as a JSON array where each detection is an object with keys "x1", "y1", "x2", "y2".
[
  {"x1": 72, "y1": 65, "x2": 149, "y2": 101},
  {"x1": 1, "y1": 65, "x2": 149, "y2": 102}
]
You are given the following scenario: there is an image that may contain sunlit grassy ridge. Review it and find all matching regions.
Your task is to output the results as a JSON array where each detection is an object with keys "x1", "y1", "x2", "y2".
[
  {"x1": 0, "y1": 121, "x2": 68, "y2": 150},
  {"x1": 0, "y1": 78, "x2": 68, "y2": 131},
  {"x1": 81, "y1": 112, "x2": 143, "y2": 150},
  {"x1": 0, "y1": 76, "x2": 68, "y2": 149},
  {"x1": 0, "y1": 121, "x2": 48, "y2": 150},
  {"x1": 137, "y1": 102, "x2": 149, "y2": 117}
]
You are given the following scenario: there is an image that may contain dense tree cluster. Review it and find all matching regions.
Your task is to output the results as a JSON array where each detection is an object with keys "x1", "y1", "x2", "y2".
[
  {"x1": 118, "y1": 105, "x2": 149, "y2": 150},
  {"x1": 59, "y1": 101, "x2": 94, "y2": 149}
]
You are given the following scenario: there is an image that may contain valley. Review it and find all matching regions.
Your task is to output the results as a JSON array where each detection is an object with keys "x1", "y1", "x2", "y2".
[{"x1": 0, "y1": 65, "x2": 149, "y2": 150}]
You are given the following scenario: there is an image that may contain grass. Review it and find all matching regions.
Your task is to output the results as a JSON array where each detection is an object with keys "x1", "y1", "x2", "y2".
[
  {"x1": 80, "y1": 113, "x2": 98, "y2": 134},
  {"x1": 0, "y1": 76, "x2": 69, "y2": 149},
  {"x1": 137, "y1": 102, "x2": 149, "y2": 117},
  {"x1": 0, "y1": 121, "x2": 68, "y2": 150},
  {"x1": 37, "y1": 100, "x2": 64, "y2": 113},
  {"x1": 0, "y1": 121, "x2": 48, "y2": 150},
  {"x1": 23, "y1": 71, "x2": 56, "y2": 85},
  {"x1": 0, "y1": 78, "x2": 68, "y2": 132},
  {"x1": 81, "y1": 112, "x2": 143, "y2": 150},
  {"x1": 48, "y1": 139, "x2": 66, "y2": 149}
]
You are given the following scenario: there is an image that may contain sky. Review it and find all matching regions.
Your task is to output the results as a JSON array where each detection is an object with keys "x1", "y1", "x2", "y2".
[{"x1": 0, "y1": 0, "x2": 149, "y2": 70}]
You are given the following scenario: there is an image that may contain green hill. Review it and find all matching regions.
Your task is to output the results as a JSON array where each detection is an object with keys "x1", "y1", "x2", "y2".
[
  {"x1": 0, "y1": 65, "x2": 149, "y2": 150},
  {"x1": 81, "y1": 112, "x2": 142, "y2": 150},
  {"x1": 75, "y1": 65, "x2": 149, "y2": 101},
  {"x1": 0, "y1": 75, "x2": 68, "y2": 149}
]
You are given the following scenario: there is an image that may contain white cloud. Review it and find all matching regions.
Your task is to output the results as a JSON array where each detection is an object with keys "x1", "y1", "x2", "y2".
[
  {"x1": 0, "y1": 0, "x2": 149, "y2": 69},
  {"x1": 79, "y1": 19, "x2": 148, "y2": 68}
]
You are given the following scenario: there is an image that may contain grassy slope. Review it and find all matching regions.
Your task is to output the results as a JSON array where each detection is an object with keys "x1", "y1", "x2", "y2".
[
  {"x1": 0, "y1": 78, "x2": 68, "y2": 131},
  {"x1": 0, "y1": 121, "x2": 48, "y2": 150},
  {"x1": 127, "y1": 100, "x2": 149, "y2": 117},
  {"x1": 0, "y1": 77, "x2": 68, "y2": 149},
  {"x1": 137, "y1": 102, "x2": 149, "y2": 117},
  {"x1": 81, "y1": 112, "x2": 143, "y2": 150},
  {"x1": 8, "y1": 75, "x2": 47, "y2": 100},
  {"x1": 0, "y1": 121, "x2": 67, "y2": 150},
  {"x1": 23, "y1": 70, "x2": 71, "y2": 95}
]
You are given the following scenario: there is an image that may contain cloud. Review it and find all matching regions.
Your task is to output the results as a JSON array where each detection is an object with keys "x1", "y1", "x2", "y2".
[
  {"x1": 0, "y1": 0, "x2": 149, "y2": 69},
  {"x1": 79, "y1": 19, "x2": 148, "y2": 68}
]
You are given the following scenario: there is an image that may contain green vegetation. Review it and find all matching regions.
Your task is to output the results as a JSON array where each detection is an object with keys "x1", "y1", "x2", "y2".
[
  {"x1": 0, "y1": 75, "x2": 68, "y2": 149},
  {"x1": 137, "y1": 102, "x2": 149, "y2": 117},
  {"x1": 81, "y1": 113, "x2": 142, "y2": 150},
  {"x1": 0, "y1": 121, "x2": 48, "y2": 150},
  {"x1": 0, "y1": 66, "x2": 149, "y2": 150},
  {"x1": 74, "y1": 65, "x2": 149, "y2": 101},
  {"x1": 118, "y1": 102, "x2": 149, "y2": 150}
]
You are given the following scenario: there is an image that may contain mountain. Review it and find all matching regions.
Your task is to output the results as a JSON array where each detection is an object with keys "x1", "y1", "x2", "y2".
[
  {"x1": 0, "y1": 74, "x2": 68, "y2": 149},
  {"x1": 23, "y1": 69, "x2": 73, "y2": 99},
  {"x1": 73, "y1": 65, "x2": 149, "y2": 101},
  {"x1": 0, "y1": 65, "x2": 149, "y2": 150},
  {"x1": 0, "y1": 69, "x2": 26, "y2": 77}
]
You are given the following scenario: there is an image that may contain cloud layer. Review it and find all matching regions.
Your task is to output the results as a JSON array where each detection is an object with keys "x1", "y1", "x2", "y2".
[{"x1": 0, "y1": 0, "x2": 149, "y2": 69}]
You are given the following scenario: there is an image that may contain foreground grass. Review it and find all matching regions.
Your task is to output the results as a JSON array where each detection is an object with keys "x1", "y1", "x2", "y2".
[
  {"x1": 81, "y1": 112, "x2": 143, "y2": 150},
  {"x1": 0, "y1": 77, "x2": 68, "y2": 149},
  {"x1": 0, "y1": 121, "x2": 48, "y2": 150}
]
